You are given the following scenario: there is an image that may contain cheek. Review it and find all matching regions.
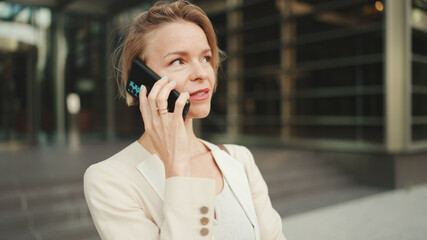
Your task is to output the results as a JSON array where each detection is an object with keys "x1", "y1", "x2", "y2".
[
  {"x1": 167, "y1": 73, "x2": 187, "y2": 91},
  {"x1": 208, "y1": 70, "x2": 216, "y2": 86},
  {"x1": 175, "y1": 82, "x2": 186, "y2": 93}
]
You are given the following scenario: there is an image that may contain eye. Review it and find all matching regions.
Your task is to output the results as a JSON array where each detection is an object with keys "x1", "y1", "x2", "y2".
[
  {"x1": 170, "y1": 59, "x2": 183, "y2": 66},
  {"x1": 201, "y1": 56, "x2": 211, "y2": 63}
]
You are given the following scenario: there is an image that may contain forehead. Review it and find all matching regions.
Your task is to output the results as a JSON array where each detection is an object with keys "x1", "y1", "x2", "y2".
[{"x1": 145, "y1": 21, "x2": 210, "y2": 56}]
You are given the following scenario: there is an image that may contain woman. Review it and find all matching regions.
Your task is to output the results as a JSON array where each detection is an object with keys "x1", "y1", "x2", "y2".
[{"x1": 84, "y1": 1, "x2": 286, "y2": 239}]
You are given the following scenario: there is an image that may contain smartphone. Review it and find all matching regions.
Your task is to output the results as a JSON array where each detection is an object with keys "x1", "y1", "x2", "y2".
[{"x1": 126, "y1": 58, "x2": 190, "y2": 120}]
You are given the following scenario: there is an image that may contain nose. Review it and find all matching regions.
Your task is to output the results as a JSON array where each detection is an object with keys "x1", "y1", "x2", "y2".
[{"x1": 189, "y1": 61, "x2": 208, "y2": 81}]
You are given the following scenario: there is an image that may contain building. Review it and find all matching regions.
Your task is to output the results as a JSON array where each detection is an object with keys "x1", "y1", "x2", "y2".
[{"x1": 1, "y1": 0, "x2": 426, "y2": 187}]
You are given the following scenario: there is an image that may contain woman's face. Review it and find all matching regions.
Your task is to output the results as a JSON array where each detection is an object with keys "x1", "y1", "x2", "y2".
[{"x1": 143, "y1": 21, "x2": 216, "y2": 119}]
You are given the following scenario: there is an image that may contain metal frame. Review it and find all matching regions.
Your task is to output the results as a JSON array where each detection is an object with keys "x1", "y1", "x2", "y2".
[
  {"x1": 206, "y1": 132, "x2": 386, "y2": 152},
  {"x1": 5, "y1": 0, "x2": 146, "y2": 18},
  {"x1": 406, "y1": 0, "x2": 413, "y2": 151},
  {"x1": 225, "y1": 0, "x2": 244, "y2": 142},
  {"x1": 409, "y1": 0, "x2": 427, "y2": 151},
  {"x1": 203, "y1": 0, "x2": 389, "y2": 151}
]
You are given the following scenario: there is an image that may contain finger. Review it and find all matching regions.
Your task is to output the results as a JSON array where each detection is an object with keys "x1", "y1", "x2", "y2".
[
  {"x1": 173, "y1": 91, "x2": 190, "y2": 120},
  {"x1": 156, "y1": 80, "x2": 176, "y2": 111},
  {"x1": 138, "y1": 85, "x2": 152, "y2": 128},
  {"x1": 147, "y1": 76, "x2": 168, "y2": 111}
]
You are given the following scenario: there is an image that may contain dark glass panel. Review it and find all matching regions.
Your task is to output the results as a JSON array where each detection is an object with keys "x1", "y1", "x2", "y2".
[
  {"x1": 412, "y1": 125, "x2": 427, "y2": 141},
  {"x1": 412, "y1": 61, "x2": 427, "y2": 86},
  {"x1": 412, "y1": 94, "x2": 427, "y2": 116}
]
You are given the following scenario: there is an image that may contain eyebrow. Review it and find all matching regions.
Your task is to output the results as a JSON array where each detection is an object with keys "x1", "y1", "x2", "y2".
[{"x1": 163, "y1": 48, "x2": 212, "y2": 59}]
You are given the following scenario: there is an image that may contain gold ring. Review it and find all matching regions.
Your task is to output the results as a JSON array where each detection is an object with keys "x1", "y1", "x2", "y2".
[
  {"x1": 158, "y1": 109, "x2": 168, "y2": 114},
  {"x1": 157, "y1": 107, "x2": 167, "y2": 110}
]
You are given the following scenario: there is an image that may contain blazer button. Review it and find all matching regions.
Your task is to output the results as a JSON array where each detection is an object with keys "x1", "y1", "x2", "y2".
[
  {"x1": 200, "y1": 228, "x2": 209, "y2": 236},
  {"x1": 200, "y1": 206, "x2": 209, "y2": 214},
  {"x1": 200, "y1": 217, "x2": 209, "y2": 225}
]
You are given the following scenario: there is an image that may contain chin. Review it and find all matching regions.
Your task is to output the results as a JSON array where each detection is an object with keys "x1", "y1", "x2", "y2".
[{"x1": 186, "y1": 105, "x2": 211, "y2": 119}]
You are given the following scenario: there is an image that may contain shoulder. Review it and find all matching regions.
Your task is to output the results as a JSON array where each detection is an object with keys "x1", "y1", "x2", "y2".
[
  {"x1": 201, "y1": 139, "x2": 256, "y2": 170},
  {"x1": 220, "y1": 144, "x2": 256, "y2": 172},
  {"x1": 84, "y1": 141, "x2": 150, "y2": 187},
  {"x1": 222, "y1": 144, "x2": 253, "y2": 156},
  {"x1": 222, "y1": 144, "x2": 254, "y2": 161}
]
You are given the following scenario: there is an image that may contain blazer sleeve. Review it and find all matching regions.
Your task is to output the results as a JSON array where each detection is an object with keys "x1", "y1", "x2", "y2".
[
  {"x1": 84, "y1": 162, "x2": 216, "y2": 240},
  {"x1": 232, "y1": 146, "x2": 287, "y2": 240}
]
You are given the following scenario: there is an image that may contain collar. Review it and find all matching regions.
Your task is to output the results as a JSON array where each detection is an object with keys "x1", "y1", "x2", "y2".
[
  {"x1": 135, "y1": 140, "x2": 259, "y2": 237},
  {"x1": 136, "y1": 139, "x2": 219, "y2": 201}
]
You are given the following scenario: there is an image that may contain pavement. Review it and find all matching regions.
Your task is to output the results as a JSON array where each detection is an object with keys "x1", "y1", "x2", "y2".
[
  {"x1": 1, "y1": 140, "x2": 426, "y2": 240},
  {"x1": 282, "y1": 183, "x2": 427, "y2": 240}
]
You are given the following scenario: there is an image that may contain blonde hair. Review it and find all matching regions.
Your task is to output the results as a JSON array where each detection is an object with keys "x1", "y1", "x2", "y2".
[{"x1": 115, "y1": 0, "x2": 223, "y2": 106}]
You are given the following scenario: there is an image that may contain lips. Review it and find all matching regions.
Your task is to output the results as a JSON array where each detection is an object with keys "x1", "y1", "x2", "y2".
[{"x1": 189, "y1": 88, "x2": 210, "y2": 101}]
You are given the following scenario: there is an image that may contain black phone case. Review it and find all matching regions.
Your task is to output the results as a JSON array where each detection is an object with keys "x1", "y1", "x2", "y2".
[{"x1": 126, "y1": 59, "x2": 190, "y2": 120}]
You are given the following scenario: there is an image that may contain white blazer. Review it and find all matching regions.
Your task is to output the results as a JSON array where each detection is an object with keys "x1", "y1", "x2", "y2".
[{"x1": 84, "y1": 140, "x2": 286, "y2": 240}]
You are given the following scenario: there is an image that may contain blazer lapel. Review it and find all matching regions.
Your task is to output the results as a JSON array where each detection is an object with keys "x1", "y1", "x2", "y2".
[
  {"x1": 136, "y1": 153, "x2": 166, "y2": 201},
  {"x1": 213, "y1": 151, "x2": 259, "y2": 226},
  {"x1": 202, "y1": 141, "x2": 260, "y2": 239}
]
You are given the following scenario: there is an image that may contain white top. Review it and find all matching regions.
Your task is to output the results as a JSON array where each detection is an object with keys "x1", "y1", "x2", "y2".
[{"x1": 213, "y1": 177, "x2": 256, "y2": 240}]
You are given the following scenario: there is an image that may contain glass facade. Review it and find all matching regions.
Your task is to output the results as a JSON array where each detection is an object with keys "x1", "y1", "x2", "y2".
[
  {"x1": 200, "y1": 0, "x2": 385, "y2": 148},
  {"x1": 0, "y1": 3, "x2": 112, "y2": 144},
  {"x1": 0, "y1": 5, "x2": 51, "y2": 144},
  {"x1": 411, "y1": 0, "x2": 427, "y2": 142},
  {"x1": 1, "y1": 0, "x2": 427, "y2": 153},
  {"x1": 61, "y1": 16, "x2": 108, "y2": 140}
]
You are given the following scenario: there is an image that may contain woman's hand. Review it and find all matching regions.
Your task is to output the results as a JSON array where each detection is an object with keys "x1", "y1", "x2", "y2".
[{"x1": 138, "y1": 77, "x2": 192, "y2": 178}]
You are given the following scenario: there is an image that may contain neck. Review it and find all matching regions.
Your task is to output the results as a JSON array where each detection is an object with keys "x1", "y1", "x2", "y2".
[{"x1": 138, "y1": 118, "x2": 208, "y2": 156}]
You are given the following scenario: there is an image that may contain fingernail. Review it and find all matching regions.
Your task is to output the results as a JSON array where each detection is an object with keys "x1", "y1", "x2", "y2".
[
  {"x1": 140, "y1": 84, "x2": 144, "y2": 90},
  {"x1": 160, "y1": 76, "x2": 168, "y2": 80},
  {"x1": 169, "y1": 80, "x2": 175, "y2": 84}
]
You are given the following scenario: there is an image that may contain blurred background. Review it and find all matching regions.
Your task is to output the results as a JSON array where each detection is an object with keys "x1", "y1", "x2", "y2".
[{"x1": 1, "y1": 0, "x2": 427, "y2": 239}]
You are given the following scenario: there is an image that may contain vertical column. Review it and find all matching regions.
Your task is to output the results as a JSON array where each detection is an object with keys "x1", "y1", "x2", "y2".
[
  {"x1": 105, "y1": 20, "x2": 115, "y2": 141},
  {"x1": 53, "y1": 15, "x2": 67, "y2": 145},
  {"x1": 277, "y1": 0, "x2": 296, "y2": 141},
  {"x1": 35, "y1": 26, "x2": 47, "y2": 145},
  {"x1": 26, "y1": 51, "x2": 35, "y2": 144},
  {"x1": 226, "y1": 0, "x2": 243, "y2": 142},
  {"x1": 385, "y1": 0, "x2": 409, "y2": 152}
]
